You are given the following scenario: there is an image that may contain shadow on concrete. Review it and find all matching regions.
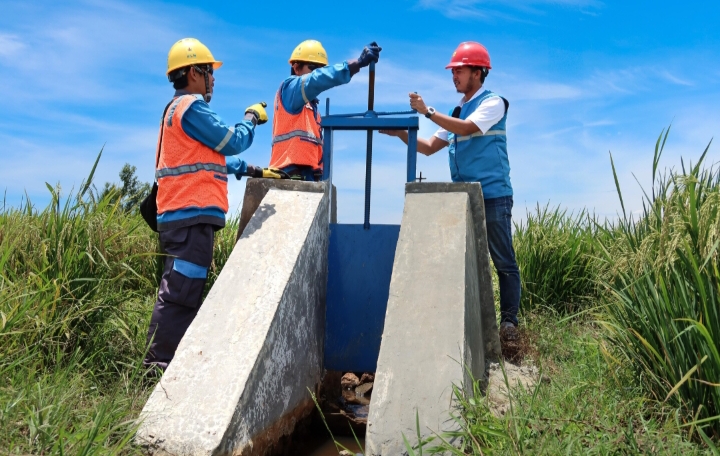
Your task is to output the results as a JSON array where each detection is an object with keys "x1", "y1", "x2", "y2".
[{"x1": 242, "y1": 203, "x2": 276, "y2": 238}]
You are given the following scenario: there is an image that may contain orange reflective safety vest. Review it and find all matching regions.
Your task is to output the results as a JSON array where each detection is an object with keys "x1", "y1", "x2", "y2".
[
  {"x1": 156, "y1": 95, "x2": 229, "y2": 214},
  {"x1": 269, "y1": 85, "x2": 323, "y2": 170}
]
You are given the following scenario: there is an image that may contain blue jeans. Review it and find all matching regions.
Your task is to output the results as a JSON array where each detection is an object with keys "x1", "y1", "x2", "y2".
[{"x1": 484, "y1": 196, "x2": 521, "y2": 325}]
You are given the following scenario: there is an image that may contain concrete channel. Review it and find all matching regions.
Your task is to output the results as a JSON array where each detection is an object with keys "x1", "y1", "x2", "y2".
[{"x1": 136, "y1": 180, "x2": 499, "y2": 455}]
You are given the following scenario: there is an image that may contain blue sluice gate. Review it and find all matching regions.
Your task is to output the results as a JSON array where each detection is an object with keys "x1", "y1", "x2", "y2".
[
  {"x1": 319, "y1": 66, "x2": 418, "y2": 372},
  {"x1": 324, "y1": 224, "x2": 400, "y2": 372}
]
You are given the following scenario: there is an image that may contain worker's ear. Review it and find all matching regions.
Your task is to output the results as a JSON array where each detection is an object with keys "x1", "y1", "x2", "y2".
[{"x1": 188, "y1": 66, "x2": 199, "y2": 82}]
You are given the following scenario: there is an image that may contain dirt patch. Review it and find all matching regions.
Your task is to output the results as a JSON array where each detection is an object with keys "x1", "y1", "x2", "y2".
[
  {"x1": 500, "y1": 326, "x2": 536, "y2": 363},
  {"x1": 486, "y1": 361, "x2": 539, "y2": 418}
]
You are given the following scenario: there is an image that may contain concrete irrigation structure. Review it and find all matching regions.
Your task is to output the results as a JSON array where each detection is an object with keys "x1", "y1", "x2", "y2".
[
  {"x1": 365, "y1": 183, "x2": 500, "y2": 456},
  {"x1": 136, "y1": 179, "x2": 500, "y2": 455}
]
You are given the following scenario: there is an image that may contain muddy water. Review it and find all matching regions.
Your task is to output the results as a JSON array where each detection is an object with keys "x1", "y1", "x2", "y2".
[{"x1": 305, "y1": 436, "x2": 364, "y2": 456}]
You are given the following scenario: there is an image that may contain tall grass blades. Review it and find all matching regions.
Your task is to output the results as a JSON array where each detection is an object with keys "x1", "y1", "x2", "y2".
[
  {"x1": 600, "y1": 129, "x2": 720, "y2": 436},
  {"x1": 0, "y1": 152, "x2": 245, "y2": 453},
  {"x1": 513, "y1": 204, "x2": 600, "y2": 314}
]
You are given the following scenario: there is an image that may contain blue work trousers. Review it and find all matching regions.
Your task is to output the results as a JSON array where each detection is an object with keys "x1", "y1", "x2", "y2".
[
  {"x1": 144, "y1": 223, "x2": 215, "y2": 371},
  {"x1": 484, "y1": 196, "x2": 521, "y2": 325}
]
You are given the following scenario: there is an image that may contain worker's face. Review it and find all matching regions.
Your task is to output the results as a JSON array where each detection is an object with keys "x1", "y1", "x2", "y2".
[
  {"x1": 292, "y1": 62, "x2": 324, "y2": 76},
  {"x1": 451, "y1": 67, "x2": 481, "y2": 94},
  {"x1": 187, "y1": 66, "x2": 215, "y2": 95}
]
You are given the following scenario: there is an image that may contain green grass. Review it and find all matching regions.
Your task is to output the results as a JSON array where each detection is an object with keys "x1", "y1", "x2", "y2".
[
  {"x1": 513, "y1": 204, "x2": 601, "y2": 314},
  {"x1": 410, "y1": 312, "x2": 715, "y2": 455},
  {"x1": 598, "y1": 128, "x2": 720, "y2": 436},
  {"x1": 408, "y1": 127, "x2": 720, "y2": 454},
  {"x1": 0, "y1": 151, "x2": 239, "y2": 453},
  {"x1": 3, "y1": 128, "x2": 720, "y2": 453}
]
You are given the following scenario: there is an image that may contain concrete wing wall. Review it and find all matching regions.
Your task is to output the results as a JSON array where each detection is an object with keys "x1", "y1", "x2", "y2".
[
  {"x1": 406, "y1": 182, "x2": 501, "y2": 360},
  {"x1": 365, "y1": 191, "x2": 486, "y2": 455},
  {"x1": 136, "y1": 183, "x2": 329, "y2": 456}
]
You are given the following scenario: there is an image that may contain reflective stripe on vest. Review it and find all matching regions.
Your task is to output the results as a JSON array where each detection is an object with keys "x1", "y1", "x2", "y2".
[
  {"x1": 156, "y1": 162, "x2": 228, "y2": 179},
  {"x1": 269, "y1": 80, "x2": 324, "y2": 170},
  {"x1": 272, "y1": 129, "x2": 322, "y2": 145},
  {"x1": 156, "y1": 95, "x2": 229, "y2": 214},
  {"x1": 455, "y1": 130, "x2": 507, "y2": 142},
  {"x1": 447, "y1": 90, "x2": 513, "y2": 199}
]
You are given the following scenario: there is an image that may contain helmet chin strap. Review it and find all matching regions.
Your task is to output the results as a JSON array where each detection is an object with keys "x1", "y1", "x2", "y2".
[
  {"x1": 202, "y1": 69, "x2": 212, "y2": 103},
  {"x1": 193, "y1": 65, "x2": 213, "y2": 103}
]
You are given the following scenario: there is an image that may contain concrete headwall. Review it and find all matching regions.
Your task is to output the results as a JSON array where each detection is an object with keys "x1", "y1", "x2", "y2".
[
  {"x1": 136, "y1": 180, "x2": 329, "y2": 456},
  {"x1": 406, "y1": 182, "x2": 501, "y2": 360},
  {"x1": 365, "y1": 184, "x2": 498, "y2": 455}
]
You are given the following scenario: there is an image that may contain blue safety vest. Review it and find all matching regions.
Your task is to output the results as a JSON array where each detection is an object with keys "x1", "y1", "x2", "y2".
[{"x1": 447, "y1": 90, "x2": 513, "y2": 199}]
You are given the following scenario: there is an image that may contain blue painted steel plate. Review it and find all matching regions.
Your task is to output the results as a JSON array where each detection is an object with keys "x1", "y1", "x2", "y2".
[
  {"x1": 324, "y1": 223, "x2": 400, "y2": 372},
  {"x1": 321, "y1": 115, "x2": 419, "y2": 130}
]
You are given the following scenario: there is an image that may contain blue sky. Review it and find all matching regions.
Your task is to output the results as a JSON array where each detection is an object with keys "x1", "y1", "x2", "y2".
[{"x1": 1, "y1": 0, "x2": 719, "y2": 224}]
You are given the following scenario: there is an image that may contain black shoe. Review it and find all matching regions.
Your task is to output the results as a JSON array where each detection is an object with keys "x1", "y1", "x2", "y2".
[{"x1": 500, "y1": 322, "x2": 519, "y2": 342}]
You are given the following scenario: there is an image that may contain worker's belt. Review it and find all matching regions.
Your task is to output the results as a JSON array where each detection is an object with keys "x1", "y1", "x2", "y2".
[
  {"x1": 272, "y1": 130, "x2": 323, "y2": 146},
  {"x1": 156, "y1": 162, "x2": 228, "y2": 179},
  {"x1": 455, "y1": 130, "x2": 506, "y2": 143}
]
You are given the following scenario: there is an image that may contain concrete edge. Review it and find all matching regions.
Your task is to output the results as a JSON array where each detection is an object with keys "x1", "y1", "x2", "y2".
[
  {"x1": 237, "y1": 179, "x2": 327, "y2": 241},
  {"x1": 220, "y1": 188, "x2": 329, "y2": 454},
  {"x1": 405, "y1": 182, "x2": 501, "y2": 361}
]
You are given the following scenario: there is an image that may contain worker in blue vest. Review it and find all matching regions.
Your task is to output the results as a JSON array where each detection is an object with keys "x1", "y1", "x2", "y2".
[{"x1": 381, "y1": 41, "x2": 520, "y2": 342}]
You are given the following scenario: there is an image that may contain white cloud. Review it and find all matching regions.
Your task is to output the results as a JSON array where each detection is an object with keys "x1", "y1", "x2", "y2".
[
  {"x1": 0, "y1": 33, "x2": 25, "y2": 57},
  {"x1": 1, "y1": 0, "x2": 717, "y2": 231},
  {"x1": 416, "y1": 0, "x2": 603, "y2": 20},
  {"x1": 659, "y1": 70, "x2": 693, "y2": 87}
]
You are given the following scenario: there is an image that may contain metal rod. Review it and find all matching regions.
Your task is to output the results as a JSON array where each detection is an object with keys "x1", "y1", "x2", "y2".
[
  {"x1": 363, "y1": 62, "x2": 375, "y2": 230},
  {"x1": 322, "y1": 98, "x2": 331, "y2": 182},
  {"x1": 407, "y1": 128, "x2": 418, "y2": 183}
]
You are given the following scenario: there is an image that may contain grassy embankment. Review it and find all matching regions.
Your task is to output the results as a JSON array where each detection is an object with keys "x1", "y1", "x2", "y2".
[
  {"x1": 0, "y1": 154, "x2": 238, "y2": 454},
  {"x1": 409, "y1": 129, "x2": 720, "y2": 454},
  {"x1": 1, "y1": 129, "x2": 719, "y2": 454}
]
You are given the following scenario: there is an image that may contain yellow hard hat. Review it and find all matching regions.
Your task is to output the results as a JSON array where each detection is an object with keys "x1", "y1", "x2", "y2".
[
  {"x1": 167, "y1": 38, "x2": 223, "y2": 75},
  {"x1": 289, "y1": 40, "x2": 328, "y2": 66}
]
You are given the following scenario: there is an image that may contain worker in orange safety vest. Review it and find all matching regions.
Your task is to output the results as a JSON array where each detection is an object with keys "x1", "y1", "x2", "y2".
[
  {"x1": 269, "y1": 40, "x2": 382, "y2": 181},
  {"x1": 144, "y1": 38, "x2": 280, "y2": 372}
]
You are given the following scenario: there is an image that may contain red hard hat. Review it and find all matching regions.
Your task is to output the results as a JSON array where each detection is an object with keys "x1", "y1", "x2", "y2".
[{"x1": 445, "y1": 42, "x2": 491, "y2": 69}]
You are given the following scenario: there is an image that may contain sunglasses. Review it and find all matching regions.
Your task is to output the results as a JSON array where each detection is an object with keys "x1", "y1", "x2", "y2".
[
  {"x1": 192, "y1": 65, "x2": 214, "y2": 75},
  {"x1": 305, "y1": 63, "x2": 324, "y2": 71}
]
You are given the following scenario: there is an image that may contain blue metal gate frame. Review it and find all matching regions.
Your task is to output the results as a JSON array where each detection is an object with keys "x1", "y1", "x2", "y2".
[{"x1": 321, "y1": 63, "x2": 420, "y2": 372}]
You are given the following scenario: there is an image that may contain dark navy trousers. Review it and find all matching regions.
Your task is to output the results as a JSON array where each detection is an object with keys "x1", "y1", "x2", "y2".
[
  {"x1": 144, "y1": 223, "x2": 215, "y2": 371},
  {"x1": 484, "y1": 196, "x2": 521, "y2": 325},
  {"x1": 281, "y1": 165, "x2": 322, "y2": 181}
]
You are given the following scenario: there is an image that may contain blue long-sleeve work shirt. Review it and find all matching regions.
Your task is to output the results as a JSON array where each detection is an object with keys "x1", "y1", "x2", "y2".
[
  {"x1": 178, "y1": 90, "x2": 255, "y2": 175},
  {"x1": 279, "y1": 62, "x2": 353, "y2": 114},
  {"x1": 157, "y1": 90, "x2": 256, "y2": 230}
]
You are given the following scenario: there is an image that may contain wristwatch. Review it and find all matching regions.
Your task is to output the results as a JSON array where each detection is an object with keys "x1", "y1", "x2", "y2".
[{"x1": 425, "y1": 106, "x2": 436, "y2": 118}]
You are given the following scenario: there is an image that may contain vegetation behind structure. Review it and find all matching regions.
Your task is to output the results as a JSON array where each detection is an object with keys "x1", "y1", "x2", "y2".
[{"x1": 1, "y1": 129, "x2": 719, "y2": 453}]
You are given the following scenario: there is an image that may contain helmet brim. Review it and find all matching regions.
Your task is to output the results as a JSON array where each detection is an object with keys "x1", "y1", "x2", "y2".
[
  {"x1": 445, "y1": 62, "x2": 492, "y2": 70},
  {"x1": 166, "y1": 60, "x2": 223, "y2": 75},
  {"x1": 288, "y1": 58, "x2": 329, "y2": 66}
]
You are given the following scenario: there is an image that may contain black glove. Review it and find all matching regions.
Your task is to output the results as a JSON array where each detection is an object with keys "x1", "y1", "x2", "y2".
[{"x1": 358, "y1": 42, "x2": 382, "y2": 68}]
